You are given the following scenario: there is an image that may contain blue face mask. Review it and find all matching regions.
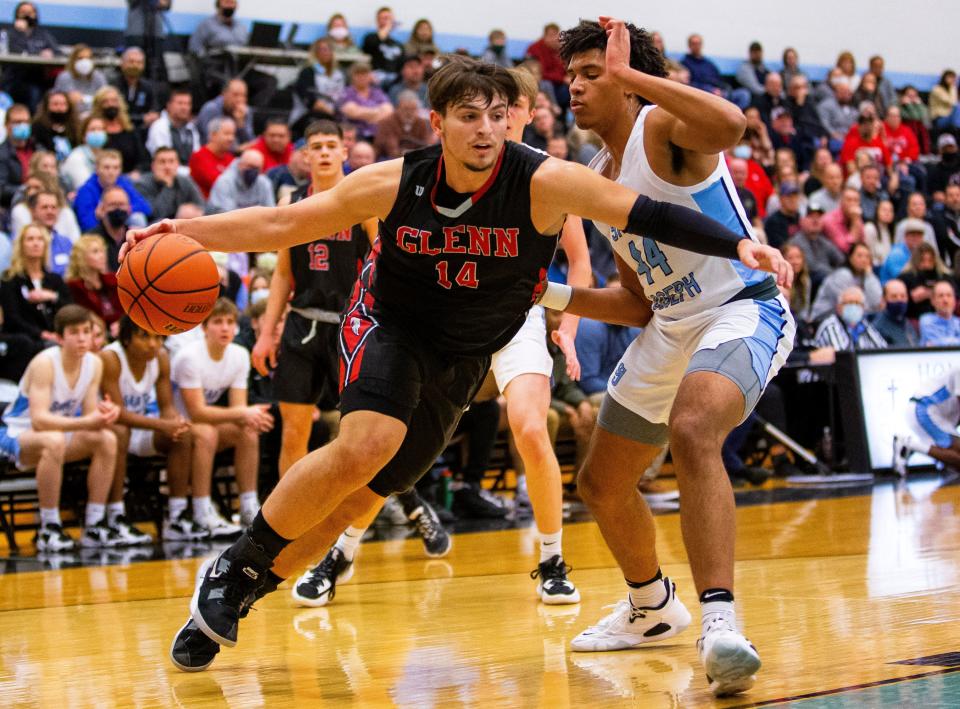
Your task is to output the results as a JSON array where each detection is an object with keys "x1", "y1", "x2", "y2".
[
  {"x1": 10, "y1": 123, "x2": 31, "y2": 141},
  {"x1": 86, "y1": 130, "x2": 107, "y2": 148},
  {"x1": 885, "y1": 301, "x2": 908, "y2": 320},
  {"x1": 841, "y1": 303, "x2": 865, "y2": 327},
  {"x1": 733, "y1": 145, "x2": 752, "y2": 159}
]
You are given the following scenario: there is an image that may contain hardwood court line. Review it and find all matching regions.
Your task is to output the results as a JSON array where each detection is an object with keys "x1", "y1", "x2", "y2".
[{"x1": 724, "y1": 666, "x2": 960, "y2": 708}]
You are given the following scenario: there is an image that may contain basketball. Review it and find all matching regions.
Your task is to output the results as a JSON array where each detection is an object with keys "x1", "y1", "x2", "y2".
[{"x1": 116, "y1": 234, "x2": 220, "y2": 335}]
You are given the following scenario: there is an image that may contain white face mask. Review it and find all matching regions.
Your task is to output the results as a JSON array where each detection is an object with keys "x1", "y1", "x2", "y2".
[
  {"x1": 250, "y1": 288, "x2": 270, "y2": 304},
  {"x1": 328, "y1": 26, "x2": 349, "y2": 41},
  {"x1": 74, "y1": 57, "x2": 94, "y2": 76}
]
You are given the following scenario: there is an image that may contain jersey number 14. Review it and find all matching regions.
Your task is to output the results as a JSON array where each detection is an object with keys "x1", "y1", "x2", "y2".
[
  {"x1": 628, "y1": 239, "x2": 673, "y2": 285},
  {"x1": 435, "y1": 260, "x2": 479, "y2": 289}
]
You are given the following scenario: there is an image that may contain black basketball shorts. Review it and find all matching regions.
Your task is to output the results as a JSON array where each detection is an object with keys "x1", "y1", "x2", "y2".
[
  {"x1": 339, "y1": 310, "x2": 490, "y2": 497},
  {"x1": 274, "y1": 311, "x2": 341, "y2": 410}
]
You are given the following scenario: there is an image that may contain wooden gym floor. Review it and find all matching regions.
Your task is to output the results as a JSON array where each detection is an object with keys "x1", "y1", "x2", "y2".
[{"x1": 0, "y1": 474, "x2": 959, "y2": 708}]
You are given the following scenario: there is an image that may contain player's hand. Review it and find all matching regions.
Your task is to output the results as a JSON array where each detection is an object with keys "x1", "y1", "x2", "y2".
[
  {"x1": 599, "y1": 17, "x2": 631, "y2": 81},
  {"x1": 95, "y1": 396, "x2": 121, "y2": 426},
  {"x1": 162, "y1": 416, "x2": 191, "y2": 441},
  {"x1": 251, "y1": 334, "x2": 278, "y2": 377},
  {"x1": 551, "y1": 327, "x2": 581, "y2": 380},
  {"x1": 243, "y1": 404, "x2": 274, "y2": 432},
  {"x1": 119, "y1": 219, "x2": 178, "y2": 263},
  {"x1": 736, "y1": 240, "x2": 793, "y2": 289}
]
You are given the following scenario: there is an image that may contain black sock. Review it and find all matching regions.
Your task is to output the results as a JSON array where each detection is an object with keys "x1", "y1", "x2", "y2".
[
  {"x1": 248, "y1": 511, "x2": 292, "y2": 560},
  {"x1": 626, "y1": 568, "x2": 663, "y2": 588},
  {"x1": 699, "y1": 588, "x2": 734, "y2": 604},
  {"x1": 263, "y1": 570, "x2": 285, "y2": 594}
]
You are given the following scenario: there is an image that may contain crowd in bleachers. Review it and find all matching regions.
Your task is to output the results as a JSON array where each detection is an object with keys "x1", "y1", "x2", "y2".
[{"x1": 1, "y1": 2, "x2": 960, "y2": 550}]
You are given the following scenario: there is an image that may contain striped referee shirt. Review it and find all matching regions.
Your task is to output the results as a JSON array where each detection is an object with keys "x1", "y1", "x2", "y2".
[{"x1": 814, "y1": 314, "x2": 888, "y2": 351}]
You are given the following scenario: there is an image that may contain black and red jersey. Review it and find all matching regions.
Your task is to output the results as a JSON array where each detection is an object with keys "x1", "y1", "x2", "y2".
[
  {"x1": 361, "y1": 141, "x2": 558, "y2": 356},
  {"x1": 288, "y1": 183, "x2": 370, "y2": 312}
]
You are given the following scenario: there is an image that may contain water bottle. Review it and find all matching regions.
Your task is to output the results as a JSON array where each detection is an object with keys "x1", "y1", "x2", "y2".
[{"x1": 0, "y1": 30, "x2": 9, "y2": 56}]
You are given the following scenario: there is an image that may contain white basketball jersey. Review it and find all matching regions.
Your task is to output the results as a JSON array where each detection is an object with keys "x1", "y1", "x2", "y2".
[
  {"x1": 590, "y1": 105, "x2": 772, "y2": 320},
  {"x1": 104, "y1": 341, "x2": 160, "y2": 416},
  {"x1": 915, "y1": 369, "x2": 960, "y2": 424},
  {"x1": 2, "y1": 348, "x2": 97, "y2": 436}
]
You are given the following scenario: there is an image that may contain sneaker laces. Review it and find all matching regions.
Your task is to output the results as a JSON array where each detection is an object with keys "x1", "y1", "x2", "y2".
[
  {"x1": 530, "y1": 555, "x2": 573, "y2": 583},
  {"x1": 415, "y1": 508, "x2": 442, "y2": 540},
  {"x1": 306, "y1": 548, "x2": 345, "y2": 587}
]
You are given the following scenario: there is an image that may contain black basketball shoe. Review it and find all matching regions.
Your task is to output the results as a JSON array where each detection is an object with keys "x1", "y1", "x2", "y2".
[
  {"x1": 531, "y1": 555, "x2": 580, "y2": 605},
  {"x1": 189, "y1": 534, "x2": 273, "y2": 647},
  {"x1": 291, "y1": 546, "x2": 355, "y2": 607},
  {"x1": 410, "y1": 502, "x2": 452, "y2": 558}
]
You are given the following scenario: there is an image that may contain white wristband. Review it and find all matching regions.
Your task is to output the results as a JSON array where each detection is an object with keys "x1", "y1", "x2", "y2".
[{"x1": 539, "y1": 282, "x2": 573, "y2": 311}]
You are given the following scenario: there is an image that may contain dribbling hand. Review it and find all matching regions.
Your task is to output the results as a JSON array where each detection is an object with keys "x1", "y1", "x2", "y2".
[
  {"x1": 736, "y1": 240, "x2": 794, "y2": 289},
  {"x1": 118, "y1": 219, "x2": 178, "y2": 263}
]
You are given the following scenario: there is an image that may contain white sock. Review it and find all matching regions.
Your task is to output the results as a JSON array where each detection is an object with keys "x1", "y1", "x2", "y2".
[
  {"x1": 627, "y1": 573, "x2": 668, "y2": 609},
  {"x1": 239, "y1": 491, "x2": 259, "y2": 518},
  {"x1": 39, "y1": 507, "x2": 61, "y2": 527},
  {"x1": 85, "y1": 502, "x2": 106, "y2": 528},
  {"x1": 539, "y1": 530, "x2": 562, "y2": 563},
  {"x1": 107, "y1": 502, "x2": 125, "y2": 525},
  {"x1": 701, "y1": 600, "x2": 736, "y2": 633},
  {"x1": 168, "y1": 497, "x2": 187, "y2": 520},
  {"x1": 335, "y1": 526, "x2": 365, "y2": 561},
  {"x1": 192, "y1": 496, "x2": 213, "y2": 521}
]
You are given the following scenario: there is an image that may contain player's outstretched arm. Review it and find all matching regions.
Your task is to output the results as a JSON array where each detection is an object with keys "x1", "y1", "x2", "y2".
[
  {"x1": 531, "y1": 158, "x2": 792, "y2": 288},
  {"x1": 122, "y1": 160, "x2": 402, "y2": 258},
  {"x1": 540, "y1": 253, "x2": 653, "y2": 328}
]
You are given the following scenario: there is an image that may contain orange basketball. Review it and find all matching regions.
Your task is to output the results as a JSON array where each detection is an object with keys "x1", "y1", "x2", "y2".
[{"x1": 117, "y1": 234, "x2": 220, "y2": 335}]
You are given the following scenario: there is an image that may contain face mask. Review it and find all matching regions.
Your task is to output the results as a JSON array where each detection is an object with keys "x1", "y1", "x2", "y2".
[
  {"x1": 10, "y1": 123, "x2": 31, "y2": 141},
  {"x1": 328, "y1": 26, "x2": 349, "y2": 41},
  {"x1": 885, "y1": 301, "x2": 908, "y2": 320},
  {"x1": 74, "y1": 58, "x2": 94, "y2": 76},
  {"x1": 250, "y1": 288, "x2": 270, "y2": 304},
  {"x1": 86, "y1": 130, "x2": 107, "y2": 148},
  {"x1": 241, "y1": 167, "x2": 259, "y2": 187},
  {"x1": 20, "y1": 15, "x2": 37, "y2": 28},
  {"x1": 122, "y1": 66, "x2": 143, "y2": 79},
  {"x1": 102, "y1": 106, "x2": 120, "y2": 120},
  {"x1": 106, "y1": 208, "x2": 129, "y2": 228},
  {"x1": 841, "y1": 303, "x2": 864, "y2": 327},
  {"x1": 220, "y1": 6, "x2": 235, "y2": 19},
  {"x1": 49, "y1": 110, "x2": 69, "y2": 122},
  {"x1": 942, "y1": 152, "x2": 959, "y2": 166},
  {"x1": 733, "y1": 145, "x2": 752, "y2": 159}
]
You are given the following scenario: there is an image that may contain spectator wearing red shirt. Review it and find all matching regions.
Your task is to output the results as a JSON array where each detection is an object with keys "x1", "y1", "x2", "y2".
[
  {"x1": 525, "y1": 23, "x2": 569, "y2": 120},
  {"x1": 823, "y1": 186, "x2": 866, "y2": 253},
  {"x1": 883, "y1": 106, "x2": 920, "y2": 164},
  {"x1": 189, "y1": 116, "x2": 236, "y2": 199},
  {"x1": 250, "y1": 117, "x2": 292, "y2": 172},
  {"x1": 840, "y1": 113, "x2": 891, "y2": 174},
  {"x1": 65, "y1": 234, "x2": 122, "y2": 327},
  {"x1": 729, "y1": 143, "x2": 774, "y2": 218}
]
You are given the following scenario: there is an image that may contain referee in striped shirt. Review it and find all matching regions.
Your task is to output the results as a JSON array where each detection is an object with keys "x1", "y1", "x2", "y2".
[{"x1": 814, "y1": 286, "x2": 888, "y2": 350}]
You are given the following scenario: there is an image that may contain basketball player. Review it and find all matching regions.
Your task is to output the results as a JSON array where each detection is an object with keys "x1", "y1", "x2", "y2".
[
  {"x1": 100, "y1": 316, "x2": 200, "y2": 543},
  {"x1": 539, "y1": 20, "x2": 796, "y2": 697},
  {"x1": 0, "y1": 305, "x2": 122, "y2": 551},
  {"x1": 893, "y1": 370, "x2": 960, "y2": 475},
  {"x1": 122, "y1": 58, "x2": 789, "y2": 669}
]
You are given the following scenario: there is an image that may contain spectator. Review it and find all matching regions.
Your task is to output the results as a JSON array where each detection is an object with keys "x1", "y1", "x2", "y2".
[
  {"x1": 361, "y1": 6, "x2": 405, "y2": 84},
  {"x1": 110, "y1": 46, "x2": 158, "y2": 131},
  {"x1": 74, "y1": 150, "x2": 150, "y2": 232},
  {"x1": 752, "y1": 72, "x2": 785, "y2": 126},
  {"x1": 293, "y1": 38, "x2": 345, "y2": 130},
  {"x1": 823, "y1": 187, "x2": 865, "y2": 253},
  {"x1": 786, "y1": 75, "x2": 827, "y2": 149},
  {"x1": 250, "y1": 118, "x2": 292, "y2": 171},
  {"x1": 764, "y1": 180, "x2": 802, "y2": 248},
  {"x1": 787, "y1": 199, "x2": 845, "y2": 281},
  {"x1": 803, "y1": 148, "x2": 833, "y2": 195},
  {"x1": 932, "y1": 183, "x2": 960, "y2": 266},
  {"x1": 125, "y1": 0, "x2": 170, "y2": 54},
  {"x1": 404, "y1": 18, "x2": 439, "y2": 58},
  {"x1": 782, "y1": 244, "x2": 815, "y2": 331},
  {"x1": 864, "y1": 198, "x2": 896, "y2": 267},
  {"x1": 883, "y1": 106, "x2": 920, "y2": 165},
  {"x1": 681, "y1": 33, "x2": 749, "y2": 108},
  {"x1": 814, "y1": 285, "x2": 887, "y2": 350},
  {"x1": 781, "y1": 47, "x2": 805, "y2": 88},
  {"x1": 0, "y1": 103, "x2": 33, "y2": 208},
  {"x1": 833, "y1": 51, "x2": 860, "y2": 92},
  {"x1": 899, "y1": 242, "x2": 956, "y2": 320},
  {"x1": 337, "y1": 63, "x2": 393, "y2": 142},
  {"x1": 927, "y1": 134, "x2": 960, "y2": 198},
  {"x1": 196, "y1": 78, "x2": 254, "y2": 145},
  {"x1": 374, "y1": 90, "x2": 434, "y2": 159},
  {"x1": 899, "y1": 86, "x2": 931, "y2": 156},
  {"x1": 64, "y1": 234, "x2": 122, "y2": 327},
  {"x1": 881, "y1": 219, "x2": 928, "y2": 283},
  {"x1": 743, "y1": 106, "x2": 774, "y2": 170},
  {"x1": 809, "y1": 162, "x2": 844, "y2": 214},
  {"x1": 188, "y1": 0, "x2": 246, "y2": 58},
  {"x1": 858, "y1": 164, "x2": 889, "y2": 221},
  {"x1": 893, "y1": 193, "x2": 936, "y2": 247},
  {"x1": 840, "y1": 112, "x2": 891, "y2": 174},
  {"x1": 11, "y1": 169, "x2": 80, "y2": 243},
  {"x1": 53, "y1": 44, "x2": 107, "y2": 114},
  {"x1": 853, "y1": 73, "x2": 886, "y2": 115},
  {"x1": 136, "y1": 147, "x2": 205, "y2": 220},
  {"x1": 769, "y1": 107, "x2": 813, "y2": 172},
  {"x1": 522, "y1": 107, "x2": 556, "y2": 152},
  {"x1": 812, "y1": 242, "x2": 882, "y2": 320},
  {"x1": 344, "y1": 141, "x2": 376, "y2": 174},
  {"x1": 919, "y1": 281, "x2": 960, "y2": 346},
  {"x1": 817, "y1": 81, "x2": 858, "y2": 147},
  {"x1": 31, "y1": 91, "x2": 80, "y2": 162},
  {"x1": 727, "y1": 157, "x2": 758, "y2": 223},
  {"x1": 482, "y1": 29, "x2": 512, "y2": 69},
  {"x1": 731, "y1": 139, "x2": 774, "y2": 218},
  {"x1": 388, "y1": 54, "x2": 428, "y2": 107},
  {"x1": 868, "y1": 56, "x2": 897, "y2": 113},
  {"x1": 25, "y1": 189, "x2": 73, "y2": 276},
  {"x1": 0, "y1": 223, "x2": 70, "y2": 346},
  {"x1": 207, "y1": 149, "x2": 275, "y2": 218},
  {"x1": 324, "y1": 13, "x2": 355, "y2": 53},
  {"x1": 267, "y1": 140, "x2": 309, "y2": 202},
  {"x1": 735, "y1": 41, "x2": 768, "y2": 99},
  {"x1": 870, "y1": 279, "x2": 917, "y2": 347},
  {"x1": 188, "y1": 116, "x2": 236, "y2": 199},
  {"x1": 90, "y1": 86, "x2": 150, "y2": 177},
  {"x1": 929, "y1": 70, "x2": 957, "y2": 126},
  {"x1": 2, "y1": 2, "x2": 58, "y2": 109},
  {"x1": 526, "y1": 23, "x2": 570, "y2": 118},
  {"x1": 145, "y1": 89, "x2": 201, "y2": 170},
  {"x1": 88, "y1": 185, "x2": 132, "y2": 271},
  {"x1": 546, "y1": 134, "x2": 569, "y2": 160},
  {"x1": 59, "y1": 115, "x2": 108, "y2": 193},
  {"x1": 170, "y1": 298, "x2": 273, "y2": 535}
]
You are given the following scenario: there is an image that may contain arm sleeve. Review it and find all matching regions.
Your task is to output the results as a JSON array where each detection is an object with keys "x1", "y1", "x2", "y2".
[{"x1": 625, "y1": 194, "x2": 745, "y2": 260}]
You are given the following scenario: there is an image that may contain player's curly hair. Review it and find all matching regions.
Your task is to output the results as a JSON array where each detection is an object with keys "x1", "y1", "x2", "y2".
[{"x1": 559, "y1": 20, "x2": 667, "y2": 81}]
